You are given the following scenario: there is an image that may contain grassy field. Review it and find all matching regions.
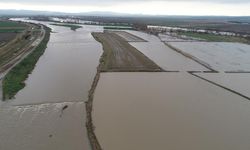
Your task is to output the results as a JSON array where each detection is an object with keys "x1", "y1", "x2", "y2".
[
  {"x1": 2, "y1": 26, "x2": 51, "y2": 100},
  {"x1": 103, "y1": 26, "x2": 133, "y2": 30},
  {"x1": 179, "y1": 32, "x2": 250, "y2": 43},
  {"x1": 0, "y1": 21, "x2": 26, "y2": 28},
  {"x1": 0, "y1": 29, "x2": 25, "y2": 33},
  {"x1": 50, "y1": 23, "x2": 82, "y2": 31},
  {"x1": 0, "y1": 21, "x2": 27, "y2": 46},
  {"x1": 92, "y1": 31, "x2": 162, "y2": 72}
]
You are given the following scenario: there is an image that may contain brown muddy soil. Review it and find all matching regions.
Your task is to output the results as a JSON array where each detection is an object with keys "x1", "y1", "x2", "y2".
[
  {"x1": 0, "y1": 32, "x2": 17, "y2": 44},
  {"x1": 92, "y1": 31, "x2": 162, "y2": 72}
]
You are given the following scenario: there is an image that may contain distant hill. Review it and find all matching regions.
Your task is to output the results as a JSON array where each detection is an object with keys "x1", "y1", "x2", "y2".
[
  {"x1": 0, "y1": 9, "x2": 250, "y2": 24},
  {"x1": 0, "y1": 9, "x2": 136, "y2": 17},
  {"x1": 0, "y1": 9, "x2": 69, "y2": 16}
]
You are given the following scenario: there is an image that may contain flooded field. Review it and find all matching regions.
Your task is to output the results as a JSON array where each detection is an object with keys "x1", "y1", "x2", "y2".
[
  {"x1": 126, "y1": 31, "x2": 208, "y2": 71},
  {"x1": 158, "y1": 33, "x2": 192, "y2": 42},
  {"x1": 126, "y1": 30, "x2": 160, "y2": 42},
  {"x1": 0, "y1": 102, "x2": 89, "y2": 150},
  {"x1": 123, "y1": 30, "x2": 208, "y2": 71},
  {"x1": 0, "y1": 19, "x2": 103, "y2": 150},
  {"x1": 93, "y1": 72, "x2": 250, "y2": 150},
  {"x1": 112, "y1": 31, "x2": 146, "y2": 42},
  {"x1": 168, "y1": 42, "x2": 250, "y2": 72},
  {"x1": 194, "y1": 72, "x2": 250, "y2": 99}
]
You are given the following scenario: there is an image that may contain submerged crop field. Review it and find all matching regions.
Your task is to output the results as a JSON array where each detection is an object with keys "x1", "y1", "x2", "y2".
[
  {"x1": 168, "y1": 42, "x2": 250, "y2": 72},
  {"x1": 89, "y1": 28, "x2": 250, "y2": 150},
  {"x1": 178, "y1": 31, "x2": 250, "y2": 44}
]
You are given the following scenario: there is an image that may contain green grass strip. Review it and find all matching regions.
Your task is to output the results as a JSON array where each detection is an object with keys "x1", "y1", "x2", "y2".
[
  {"x1": 0, "y1": 21, "x2": 26, "y2": 28},
  {"x1": 50, "y1": 23, "x2": 82, "y2": 31},
  {"x1": 0, "y1": 28, "x2": 25, "y2": 33},
  {"x1": 104, "y1": 26, "x2": 133, "y2": 30},
  {"x1": 2, "y1": 26, "x2": 51, "y2": 100}
]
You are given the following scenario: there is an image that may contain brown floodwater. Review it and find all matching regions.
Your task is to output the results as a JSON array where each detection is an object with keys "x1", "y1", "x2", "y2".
[
  {"x1": 0, "y1": 19, "x2": 103, "y2": 150},
  {"x1": 0, "y1": 102, "x2": 89, "y2": 150},
  {"x1": 195, "y1": 72, "x2": 250, "y2": 98},
  {"x1": 168, "y1": 42, "x2": 250, "y2": 72},
  {"x1": 93, "y1": 72, "x2": 250, "y2": 150},
  {"x1": 125, "y1": 30, "x2": 208, "y2": 71},
  {"x1": 14, "y1": 23, "x2": 103, "y2": 105},
  {"x1": 130, "y1": 42, "x2": 208, "y2": 71}
]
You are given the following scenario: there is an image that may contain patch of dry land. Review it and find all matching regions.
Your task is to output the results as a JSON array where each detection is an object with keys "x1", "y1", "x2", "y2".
[
  {"x1": 92, "y1": 31, "x2": 162, "y2": 72},
  {"x1": 0, "y1": 23, "x2": 43, "y2": 72}
]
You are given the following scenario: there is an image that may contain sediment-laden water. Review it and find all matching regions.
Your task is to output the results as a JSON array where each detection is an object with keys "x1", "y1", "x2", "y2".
[
  {"x1": 0, "y1": 19, "x2": 103, "y2": 150},
  {"x1": 93, "y1": 72, "x2": 250, "y2": 150}
]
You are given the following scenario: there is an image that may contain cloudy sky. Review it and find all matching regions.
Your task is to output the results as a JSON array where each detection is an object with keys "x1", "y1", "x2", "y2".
[{"x1": 0, "y1": 0, "x2": 250, "y2": 16}]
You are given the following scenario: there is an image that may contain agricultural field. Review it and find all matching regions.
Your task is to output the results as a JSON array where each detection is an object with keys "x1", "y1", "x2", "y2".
[
  {"x1": 0, "y1": 21, "x2": 43, "y2": 72},
  {"x1": 158, "y1": 33, "x2": 196, "y2": 42},
  {"x1": 111, "y1": 31, "x2": 146, "y2": 42},
  {"x1": 0, "y1": 33, "x2": 17, "y2": 46},
  {"x1": 93, "y1": 72, "x2": 250, "y2": 150},
  {"x1": 178, "y1": 32, "x2": 250, "y2": 44},
  {"x1": 92, "y1": 31, "x2": 162, "y2": 72},
  {"x1": 119, "y1": 30, "x2": 208, "y2": 71},
  {"x1": 168, "y1": 42, "x2": 250, "y2": 72},
  {"x1": 2, "y1": 26, "x2": 50, "y2": 100},
  {"x1": 194, "y1": 72, "x2": 250, "y2": 99},
  {"x1": 0, "y1": 21, "x2": 26, "y2": 46},
  {"x1": 0, "y1": 21, "x2": 26, "y2": 28}
]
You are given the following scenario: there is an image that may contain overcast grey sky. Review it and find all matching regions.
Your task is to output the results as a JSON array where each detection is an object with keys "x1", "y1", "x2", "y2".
[{"x1": 0, "y1": 0, "x2": 250, "y2": 16}]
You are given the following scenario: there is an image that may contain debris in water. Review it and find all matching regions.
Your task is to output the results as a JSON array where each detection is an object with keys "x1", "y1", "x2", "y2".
[
  {"x1": 62, "y1": 105, "x2": 68, "y2": 111},
  {"x1": 60, "y1": 105, "x2": 68, "y2": 117}
]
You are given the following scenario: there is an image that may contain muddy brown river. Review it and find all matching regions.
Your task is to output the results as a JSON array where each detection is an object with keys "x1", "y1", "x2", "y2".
[{"x1": 0, "y1": 19, "x2": 103, "y2": 150}]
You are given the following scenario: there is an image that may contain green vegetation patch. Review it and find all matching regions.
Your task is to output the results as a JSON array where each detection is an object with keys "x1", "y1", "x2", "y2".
[
  {"x1": 50, "y1": 23, "x2": 82, "y2": 31},
  {"x1": 0, "y1": 21, "x2": 26, "y2": 28},
  {"x1": 2, "y1": 26, "x2": 51, "y2": 100},
  {"x1": 0, "y1": 28, "x2": 25, "y2": 33},
  {"x1": 179, "y1": 31, "x2": 249, "y2": 44},
  {"x1": 104, "y1": 26, "x2": 133, "y2": 30}
]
